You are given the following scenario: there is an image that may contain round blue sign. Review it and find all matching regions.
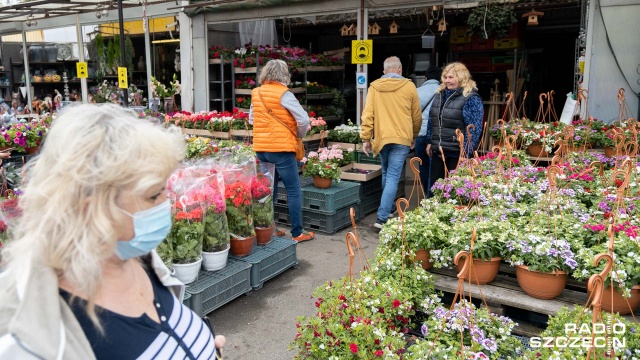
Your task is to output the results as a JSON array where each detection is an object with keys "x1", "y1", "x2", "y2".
[{"x1": 357, "y1": 75, "x2": 366, "y2": 85}]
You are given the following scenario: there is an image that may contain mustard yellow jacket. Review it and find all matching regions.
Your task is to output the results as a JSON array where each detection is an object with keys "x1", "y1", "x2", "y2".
[{"x1": 360, "y1": 76, "x2": 422, "y2": 156}]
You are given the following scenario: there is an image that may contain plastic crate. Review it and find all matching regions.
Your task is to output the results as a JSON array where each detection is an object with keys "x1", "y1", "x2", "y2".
[
  {"x1": 471, "y1": 34, "x2": 494, "y2": 51},
  {"x1": 357, "y1": 151, "x2": 381, "y2": 165},
  {"x1": 183, "y1": 292, "x2": 191, "y2": 308},
  {"x1": 230, "y1": 236, "x2": 298, "y2": 289},
  {"x1": 184, "y1": 258, "x2": 252, "y2": 317},
  {"x1": 274, "y1": 177, "x2": 316, "y2": 206},
  {"x1": 275, "y1": 202, "x2": 360, "y2": 234},
  {"x1": 493, "y1": 38, "x2": 520, "y2": 49},
  {"x1": 359, "y1": 190, "x2": 382, "y2": 216},
  {"x1": 301, "y1": 181, "x2": 360, "y2": 213},
  {"x1": 450, "y1": 43, "x2": 472, "y2": 52},
  {"x1": 304, "y1": 139, "x2": 322, "y2": 156},
  {"x1": 354, "y1": 177, "x2": 383, "y2": 197}
]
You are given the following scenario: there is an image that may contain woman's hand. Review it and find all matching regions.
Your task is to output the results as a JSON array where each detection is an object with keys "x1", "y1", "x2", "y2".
[
  {"x1": 426, "y1": 144, "x2": 432, "y2": 157},
  {"x1": 215, "y1": 335, "x2": 226, "y2": 350}
]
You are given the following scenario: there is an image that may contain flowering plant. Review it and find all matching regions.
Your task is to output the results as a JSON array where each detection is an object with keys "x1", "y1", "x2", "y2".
[
  {"x1": 523, "y1": 306, "x2": 640, "y2": 359},
  {"x1": 224, "y1": 180, "x2": 254, "y2": 238},
  {"x1": 208, "y1": 45, "x2": 233, "y2": 59},
  {"x1": 235, "y1": 75, "x2": 257, "y2": 89},
  {"x1": 302, "y1": 145, "x2": 343, "y2": 181},
  {"x1": 307, "y1": 114, "x2": 327, "y2": 136},
  {"x1": 200, "y1": 174, "x2": 230, "y2": 253},
  {"x1": 573, "y1": 232, "x2": 640, "y2": 298},
  {"x1": 185, "y1": 137, "x2": 211, "y2": 159},
  {"x1": 521, "y1": 121, "x2": 564, "y2": 153},
  {"x1": 251, "y1": 173, "x2": 274, "y2": 228},
  {"x1": 305, "y1": 82, "x2": 329, "y2": 94},
  {"x1": 327, "y1": 120, "x2": 361, "y2": 144},
  {"x1": 0, "y1": 196, "x2": 21, "y2": 248},
  {"x1": 504, "y1": 233, "x2": 578, "y2": 274},
  {"x1": 379, "y1": 205, "x2": 450, "y2": 258},
  {"x1": 235, "y1": 96, "x2": 251, "y2": 109},
  {"x1": 408, "y1": 298, "x2": 523, "y2": 359},
  {"x1": 150, "y1": 74, "x2": 181, "y2": 98},
  {"x1": 166, "y1": 194, "x2": 204, "y2": 264},
  {"x1": 2, "y1": 122, "x2": 44, "y2": 152}
]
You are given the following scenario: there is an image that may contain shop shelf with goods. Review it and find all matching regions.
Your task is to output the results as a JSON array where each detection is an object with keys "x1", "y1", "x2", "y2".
[
  {"x1": 11, "y1": 58, "x2": 97, "y2": 100},
  {"x1": 449, "y1": 23, "x2": 526, "y2": 102},
  {"x1": 208, "y1": 57, "x2": 234, "y2": 112},
  {"x1": 0, "y1": 69, "x2": 12, "y2": 101}
]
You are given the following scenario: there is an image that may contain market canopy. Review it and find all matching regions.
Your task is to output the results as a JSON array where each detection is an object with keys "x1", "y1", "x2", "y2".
[{"x1": 0, "y1": 0, "x2": 173, "y2": 23}]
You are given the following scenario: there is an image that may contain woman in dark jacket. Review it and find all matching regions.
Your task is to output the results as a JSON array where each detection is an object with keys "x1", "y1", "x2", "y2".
[{"x1": 426, "y1": 62, "x2": 484, "y2": 193}]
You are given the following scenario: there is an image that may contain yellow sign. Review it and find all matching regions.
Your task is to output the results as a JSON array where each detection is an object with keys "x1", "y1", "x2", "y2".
[
  {"x1": 99, "y1": 16, "x2": 177, "y2": 36},
  {"x1": 352, "y1": 40, "x2": 373, "y2": 64},
  {"x1": 76, "y1": 62, "x2": 88, "y2": 79},
  {"x1": 118, "y1": 67, "x2": 128, "y2": 89}
]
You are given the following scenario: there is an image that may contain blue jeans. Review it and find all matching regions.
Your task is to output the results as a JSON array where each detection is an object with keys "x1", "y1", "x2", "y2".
[
  {"x1": 378, "y1": 144, "x2": 410, "y2": 223},
  {"x1": 414, "y1": 135, "x2": 432, "y2": 197},
  {"x1": 256, "y1": 152, "x2": 303, "y2": 237}
]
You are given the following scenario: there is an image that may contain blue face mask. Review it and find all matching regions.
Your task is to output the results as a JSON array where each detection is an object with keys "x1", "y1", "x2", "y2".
[{"x1": 116, "y1": 200, "x2": 172, "y2": 260}]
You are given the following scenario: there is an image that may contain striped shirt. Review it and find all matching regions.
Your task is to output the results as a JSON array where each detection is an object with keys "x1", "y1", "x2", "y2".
[{"x1": 60, "y1": 269, "x2": 215, "y2": 360}]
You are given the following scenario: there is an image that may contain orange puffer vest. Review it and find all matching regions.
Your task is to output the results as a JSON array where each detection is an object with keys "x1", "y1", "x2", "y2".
[{"x1": 252, "y1": 83, "x2": 297, "y2": 153}]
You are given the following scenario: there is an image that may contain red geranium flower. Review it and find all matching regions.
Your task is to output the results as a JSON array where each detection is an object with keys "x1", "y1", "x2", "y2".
[{"x1": 349, "y1": 343, "x2": 358, "y2": 353}]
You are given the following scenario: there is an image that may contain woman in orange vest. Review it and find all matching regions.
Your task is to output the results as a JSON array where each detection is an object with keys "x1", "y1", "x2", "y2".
[{"x1": 250, "y1": 59, "x2": 315, "y2": 242}]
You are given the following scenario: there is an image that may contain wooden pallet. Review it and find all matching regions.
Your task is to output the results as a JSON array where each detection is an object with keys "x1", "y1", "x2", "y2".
[{"x1": 430, "y1": 264, "x2": 590, "y2": 337}]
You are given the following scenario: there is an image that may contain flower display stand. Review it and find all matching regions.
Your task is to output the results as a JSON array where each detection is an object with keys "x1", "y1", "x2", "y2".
[
  {"x1": 427, "y1": 263, "x2": 614, "y2": 336},
  {"x1": 300, "y1": 181, "x2": 360, "y2": 212},
  {"x1": 230, "y1": 236, "x2": 298, "y2": 290},
  {"x1": 184, "y1": 258, "x2": 252, "y2": 317}
]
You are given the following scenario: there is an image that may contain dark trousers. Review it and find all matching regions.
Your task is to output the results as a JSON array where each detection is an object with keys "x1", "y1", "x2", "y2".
[{"x1": 429, "y1": 153, "x2": 460, "y2": 198}]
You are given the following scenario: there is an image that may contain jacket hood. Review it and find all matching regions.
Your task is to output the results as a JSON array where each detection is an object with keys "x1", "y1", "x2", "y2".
[{"x1": 371, "y1": 77, "x2": 413, "y2": 92}]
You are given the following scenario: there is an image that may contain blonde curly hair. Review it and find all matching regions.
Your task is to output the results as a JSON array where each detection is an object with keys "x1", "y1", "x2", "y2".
[
  {"x1": 436, "y1": 62, "x2": 478, "y2": 97},
  {"x1": 1, "y1": 103, "x2": 185, "y2": 327}
]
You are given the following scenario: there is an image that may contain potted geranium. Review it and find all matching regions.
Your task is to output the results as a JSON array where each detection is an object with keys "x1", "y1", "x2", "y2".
[
  {"x1": 307, "y1": 113, "x2": 327, "y2": 136},
  {"x1": 521, "y1": 122, "x2": 563, "y2": 158},
  {"x1": 150, "y1": 74, "x2": 181, "y2": 114},
  {"x1": 327, "y1": 120, "x2": 361, "y2": 159},
  {"x1": 167, "y1": 195, "x2": 204, "y2": 284},
  {"x1": 504, "y1": 233, "x2": 578, "y2": 299},
  {"x1": 252, "y1": 172, "x2": 275, "y2": 245},
  {"x1": 225, "y1": 179, "x2": 256, "y2": 257},
  {"x1": 201, "y1": 174, "x2": 230, "y2": 271},
  {"x1": 302, "y1": 146, "x2": 343, "y2": 189}
]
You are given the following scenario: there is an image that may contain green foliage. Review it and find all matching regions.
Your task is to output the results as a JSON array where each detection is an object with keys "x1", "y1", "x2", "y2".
[
  {"x1": 466, "y1": 0, "x2": 517, "y2": 39},
  {"x1": 125, "y1": 36, "x2": 135, "y2": 73},
  {"x1": 226, "y1": 203, "x2": 254, "y2": 238},
  {"x1": 523, "y1": 306, "x2": 640, "y2": 359},
  {"x1": 94, "y1": 34, "x2": 105, "y2": 82},
  {"x1": 252, "y1": 196, "x2": 274, "y2": 228},
  {"x1": 167, "y1": 219, "x2": 203, "y2": 264},
  {"x1": 156, "y1": 238, "x2": 173, "y2": 268},
  {"x1": 203, "y1": 208, "x2": 230, "y2": 253},
  {"x1": 106, "y1": 40, "x2": 115, "y2": 73}
]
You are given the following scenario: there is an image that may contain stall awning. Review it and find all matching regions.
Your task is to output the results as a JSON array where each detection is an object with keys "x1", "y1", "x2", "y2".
[{"x1": 98, "y1": 16, "x2": 177, "y2": 36}]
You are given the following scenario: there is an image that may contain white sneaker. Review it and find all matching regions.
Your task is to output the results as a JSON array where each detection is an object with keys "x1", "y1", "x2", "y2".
[{"x1": 373, "y1": 222, "x2": 384, "y2": 230}]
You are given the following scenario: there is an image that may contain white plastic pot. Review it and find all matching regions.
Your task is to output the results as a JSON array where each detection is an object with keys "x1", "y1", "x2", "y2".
[
  {"x1": 173, "y1": 257, "x2": 202, "y2": 284},
  {"x1": 202, "y1": 245, "x2": 230, "y2": 271}
]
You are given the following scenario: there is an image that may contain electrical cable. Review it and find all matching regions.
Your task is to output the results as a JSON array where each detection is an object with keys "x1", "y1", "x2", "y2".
[{"x1": 597, "y1": 0, "x2": 640, "y2": 99}]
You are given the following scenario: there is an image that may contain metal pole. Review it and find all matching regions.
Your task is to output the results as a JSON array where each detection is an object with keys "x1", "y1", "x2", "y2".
[
  {"x1": 21, "y1": 30, "x2": 32, "y2": 114},
  {"x1": 118, "y1": 0, "x2": 129, "y2": 107},
  {"x1": 144, "y1": 16, "x2": 153, "y2": 109},
  {"x1": 76, "y1": 15, "x2": 88, "y2": 104}
]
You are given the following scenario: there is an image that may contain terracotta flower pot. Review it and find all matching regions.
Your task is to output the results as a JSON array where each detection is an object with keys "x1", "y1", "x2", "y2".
[
  {"x1": 604, "y1": 147, "x2": 616, "y2": 158},
  {"x1": 255, "y1": 224, "x2": 275, "y2": 246},
  {"x1": 230, "y1": 235, "x2": 257, "y2": 257},
  {"x1": 516, "y1": 265, "x2": 567, "y2": 299},
  {"x1": 25, "y1": 146, "x2": 40, "y2": 155},
  {"x1": 456, "y1": 257, "x2": 502, "y2": 285},
  {"x1": 313, "y1": 175, "x2": 332, "y2": 189},
  {"x1": 527, "y1": 143, "x2": 549, "y2": 158},
  {"x1": 414, "y1": 249, "x2": 432, "y2": 271},
  {"x1": 588, "y1": 285, "x2": 640, "y2": 315}
]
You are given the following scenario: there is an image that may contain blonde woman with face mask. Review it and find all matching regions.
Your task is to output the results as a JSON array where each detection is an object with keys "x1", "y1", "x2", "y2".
[{"x1": 0, "y1": 104, "x2": 225, "y2": 360}]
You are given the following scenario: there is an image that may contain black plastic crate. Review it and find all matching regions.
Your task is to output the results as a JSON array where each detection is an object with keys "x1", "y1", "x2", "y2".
[
  {"x1": 184, "y1": 258, "x2": 252, "y2": 316},
  {"x1": 275, "y1": 203, "x2": 361, "y2": 234},
  {"x1": 230, "y1": 236, "x2": 298, "y2": 289}
]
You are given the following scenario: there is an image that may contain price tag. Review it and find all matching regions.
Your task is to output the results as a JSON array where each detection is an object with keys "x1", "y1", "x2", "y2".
[
  {"x1": 118, "y1": 67, "x2": 128, "y2": 89},
  {"x1": 76, "y1": 62, "x2": 88, "y2": 79}
]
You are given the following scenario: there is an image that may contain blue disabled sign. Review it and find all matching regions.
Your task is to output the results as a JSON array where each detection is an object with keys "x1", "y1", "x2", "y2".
[{"x1": 356, "y1": 72, "x2": 367, "y2": 89}]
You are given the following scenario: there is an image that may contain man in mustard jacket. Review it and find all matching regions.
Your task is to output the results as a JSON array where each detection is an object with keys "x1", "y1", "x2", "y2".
[{"x1": 361, "y1": 56, "x2": 422, "y2": 229}]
